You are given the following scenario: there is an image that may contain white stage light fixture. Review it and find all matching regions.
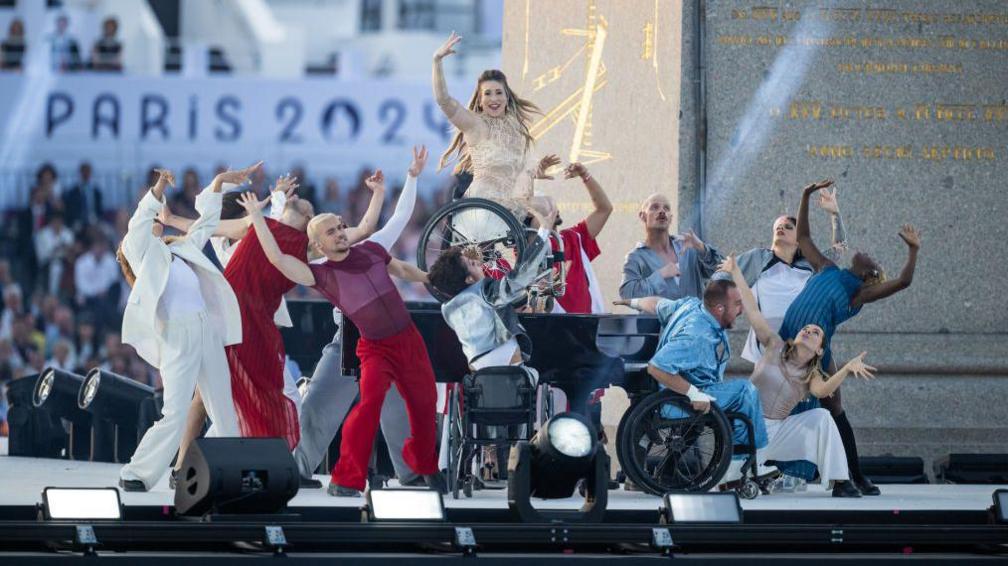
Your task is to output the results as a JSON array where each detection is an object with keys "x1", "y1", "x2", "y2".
[
  {"x1": 41, "y1": 487, "x2": 122, "y2": 520},
  {"x1": 661, "y1": 492, "x2": 742, "y2": 524},
  {"x1": 366, "y1": 488, "x2": 445, "y2": 521}
]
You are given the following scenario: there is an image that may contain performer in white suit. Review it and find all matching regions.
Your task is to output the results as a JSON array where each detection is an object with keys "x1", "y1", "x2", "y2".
[{"x1": 116, "y1": 165, "x2": 257, "y2": 492}]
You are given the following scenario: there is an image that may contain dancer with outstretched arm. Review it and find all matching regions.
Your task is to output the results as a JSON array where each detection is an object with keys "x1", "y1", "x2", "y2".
[{"x1": 235, "y1": 164, "x2": 441, "y2": 497}]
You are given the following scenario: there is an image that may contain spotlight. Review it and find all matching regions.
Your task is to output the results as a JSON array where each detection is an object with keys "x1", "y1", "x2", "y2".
[
  {"x1": 78, "y1": 369, "x2": 155, "y2": 463},
  {"x1": 660, "y1": 492, "x2": 742, "y2": 524},
  {"x1": 366, "y1": 488, "x2": 445, "y2": 521},
  {"x1": 507, "y1": 412, "x2": 609, "y2": 523},
  {"x1": 993, "y1": 489, "x2": 1008, "y2": 524},
  {"x1": 30, "y1": 368, "x2": 93, "y2": 459},
  {"x1": 40, "y1": 487, "x2": 122, "y2": 521}
]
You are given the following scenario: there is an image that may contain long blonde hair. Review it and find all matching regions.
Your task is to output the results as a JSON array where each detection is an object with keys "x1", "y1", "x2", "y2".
[
  {"x1": 438, "y1": 69, "x2": 541, "y2": 174},
  {"x1": 781, "y1": 339, "x2": 826, "y2": 384}
]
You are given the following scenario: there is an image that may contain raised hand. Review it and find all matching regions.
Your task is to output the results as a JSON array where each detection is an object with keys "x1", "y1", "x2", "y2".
[
  {"x1": 236, "y1": 191, "x2": 264, "y2": 218},
  {"x1": 534, "y1": 154, "x2": 562, "y2": 180},
  {"x1": 817, "y1": 186, "x2": 840, "y2": 215},
  {"x1": 898, "y1": 223, "x2": 921, "y2": 249},
  {"x1": 364, "y1": 169, "x2": 386, "y2": 193},
  {"x1": 214, "y1": 161, "x2": 264, "y2": 189},
  {"x1": 680, "y1": 229, "x2": 706, "y2": 252},
  {"x1": 434, "y1": 31, "x2": 461, "y2": 61},
  {"x1": 717, "y1": 253, "x2": 737, "y2": 275},
  {"x1": 272, "y1": 173, "x2": 299, "y2": 199},
  {"x1": 563, "y1": 162, "x2": 589, "y2": 180},
  {"x1": 408, "y1": 145, "x2": 429, "y2": 177},
  {"x1": 151, "y1": 168, "x2": 175, "y2": 200},
  {"x1": 845, "y1": 352, "x2": 877, "y2": 380},
  {"x1": 802, "y1": 178, "x2": 834, "y2": 195}
]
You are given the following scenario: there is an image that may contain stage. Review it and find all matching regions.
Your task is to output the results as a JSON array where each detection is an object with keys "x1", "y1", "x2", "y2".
[{"x1": 0, "y1": 453, "x2": 1005, "y2": 562}]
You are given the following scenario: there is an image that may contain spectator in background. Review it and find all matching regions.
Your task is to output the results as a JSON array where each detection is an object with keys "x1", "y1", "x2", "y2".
[
  {"x1": 73, "y1": 232, "x2": 119, "y2": 332},
  {"x1": 34, "y1": 211, "x2": 75, "y2": 296},
  {"x1": 45, "y1": 338, "x2": 76, "y2": 371},
  {"x1": 49, "y1": 13, "x2": 82, "y2": 72},
  {"x1": 1, "y1": 18, "x2": 26, "y2": 71},
  {"x1": 290, "y1": 165, "x2": 318, "y2": 208},
  {"x1": 74, "y1": 314, "x2": 98, "y2": 368},
  {"x1": 63, "y1": 161, "x2": 103, "y2": 230},
  {"x1": 319, "y1": 177, "x2": 343, "y2": 213},
  {"x1": 0, "y1": 284, "x2": 24, "y2": 340},
  {"x1": 170, "y1": 168, "x2": 200, "y2": 219},
  {"x1": 91, "y1": 16, "x2": 122, "y2": 72}
]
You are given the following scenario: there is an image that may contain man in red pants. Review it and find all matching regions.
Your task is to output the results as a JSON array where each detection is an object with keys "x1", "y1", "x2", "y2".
[{"x1": 235, "y1": 150, "x2": 442, "y2": 496}]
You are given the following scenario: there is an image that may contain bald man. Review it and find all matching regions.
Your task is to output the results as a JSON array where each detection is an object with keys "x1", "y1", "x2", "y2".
[{"x1": 619, "y1": 193, "x2": 723, "y2": 300}]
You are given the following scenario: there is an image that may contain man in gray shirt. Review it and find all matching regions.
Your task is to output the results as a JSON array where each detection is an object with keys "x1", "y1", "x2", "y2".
[{"x1": 619, "y1": 193, "x2": 722, "y2": 300}]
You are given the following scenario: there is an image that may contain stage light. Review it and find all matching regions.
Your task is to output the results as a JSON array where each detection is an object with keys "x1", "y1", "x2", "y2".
[
  {"x1": 78, "y1": 369, "x2": 155, "y2": 425},
  {"x1": 40, "y1": 487, "x2": 122, "y2": 520},
  {"x1": 660, "y1": 492, "x2": 742, "y2": 524},
  {"x1": 30, "y1": 368, "x2": 92, "y2": 459},
  {"x1": 78, "y1": 369, "x2": 155, "y2": 463},
  {"x1": 507, "y1": 412, "x2": 609, "y2": 523},
  {"x1": 366, "y1": 488, "x2": 445, "y2": 521},
  {"x1": 993, "y1": 489, "x2": 1008, "y2": 524}
]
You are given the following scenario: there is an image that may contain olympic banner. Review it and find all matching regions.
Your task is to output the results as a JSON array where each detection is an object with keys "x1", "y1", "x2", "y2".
[{"x1": 0, "y1": 73, "x2": 467, "y2": 191}]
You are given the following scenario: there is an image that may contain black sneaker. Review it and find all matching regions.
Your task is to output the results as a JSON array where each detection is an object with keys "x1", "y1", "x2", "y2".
[
  {"x1": 854, "y1": 476, "x2": 881, "y2": 496},
  {"x1": 327, "y1": 483, "x2": 361, "y2": 497},
  {"x1": 399, "y1": 475, "x2": 426, "y2": 487},
  {"x1": 300, "y1": 476, "x2": 323, "y2": 489},
  {"x1": 119, "y1": 478, "x2": 147, "y2": 492},
  {"x1": 831, "y1": 480, "x2": 862, "y2": 498},
  {"x1": 424, "y1": 472, "x2": 448, "y2": 495}
]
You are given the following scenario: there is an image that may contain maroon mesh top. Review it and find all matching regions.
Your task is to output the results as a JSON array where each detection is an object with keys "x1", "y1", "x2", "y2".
[{"x1": 310, "y1": 241, "x2": 411, "y2": 340}]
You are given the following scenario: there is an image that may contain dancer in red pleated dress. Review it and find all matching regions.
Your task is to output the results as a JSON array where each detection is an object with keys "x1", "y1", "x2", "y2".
[{"x1": 222, "y1": 214, "x2": 307, "y2": 449}]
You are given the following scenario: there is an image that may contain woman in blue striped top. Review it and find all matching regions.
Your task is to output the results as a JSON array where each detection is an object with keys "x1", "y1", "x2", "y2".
[{"x1": 778, "y1": 180, "x2": 921, "y2": 495}]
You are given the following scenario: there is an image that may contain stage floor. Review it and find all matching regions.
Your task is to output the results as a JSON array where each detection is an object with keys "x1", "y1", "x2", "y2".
[{"x1": 1, "y1": 454, "x2": 1003, "y2": 515}]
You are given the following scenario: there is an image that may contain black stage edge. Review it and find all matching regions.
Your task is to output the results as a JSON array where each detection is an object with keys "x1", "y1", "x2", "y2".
[{"x1": 0, "y1": 502, "x2": 998, "y2": 526}]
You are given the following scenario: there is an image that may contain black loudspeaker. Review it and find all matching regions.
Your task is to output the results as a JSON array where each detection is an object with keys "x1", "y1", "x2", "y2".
[
  {"x1": 174, "y1": 438, "x2": 299, "y2": 517},
  {"x1": 936, "y1": 454, "x2": 1008, "y2": 484},
  {"x1": 860, "y1": 456, "x2": 929, "y2": 484}
]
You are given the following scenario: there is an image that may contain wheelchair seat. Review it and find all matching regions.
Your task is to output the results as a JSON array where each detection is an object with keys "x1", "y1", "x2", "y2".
[{"x1": 462, "y1": 365, "x2": 537, "y2": 427}]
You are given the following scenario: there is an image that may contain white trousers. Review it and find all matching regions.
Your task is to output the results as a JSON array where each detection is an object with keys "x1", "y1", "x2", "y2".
[
  {"x1": 121, "y1": 312, "x2": 239, "y2": 489},
  {"x1": 759, "y1": 408, "x2": 849, "y2": 485}
]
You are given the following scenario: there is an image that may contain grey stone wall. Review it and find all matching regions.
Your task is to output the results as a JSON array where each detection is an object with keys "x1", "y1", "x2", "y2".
[{"x1": 691, "y1": 1, "x2": 1008, "y2": 473}]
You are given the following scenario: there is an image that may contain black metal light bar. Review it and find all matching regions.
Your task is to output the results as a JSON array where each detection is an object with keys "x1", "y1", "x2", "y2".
[{"x1": 0, "y1": 521, "x2": 1004, "y2": 552}]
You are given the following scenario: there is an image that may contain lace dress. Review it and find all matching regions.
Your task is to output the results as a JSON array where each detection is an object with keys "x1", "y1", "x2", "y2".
[{"x1": 466, "y1": 112, "x2": 533, "y2": 219}]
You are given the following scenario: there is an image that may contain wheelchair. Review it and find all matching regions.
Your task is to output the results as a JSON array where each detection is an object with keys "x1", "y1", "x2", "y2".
[
  {"x1": 614, "y1": 386, "x2": 770, "y2": 499},
  {"x1": 416, "y1": 197, "x2": 566, "y2": 306},
  {"x1": 444, "y1": 365, "x2": 552, "y2": 499}
]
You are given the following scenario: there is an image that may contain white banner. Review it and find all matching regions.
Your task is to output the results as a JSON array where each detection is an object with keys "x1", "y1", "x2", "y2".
[{"x1": 0, "y1": 74, "x2": 469, "y2": 206}]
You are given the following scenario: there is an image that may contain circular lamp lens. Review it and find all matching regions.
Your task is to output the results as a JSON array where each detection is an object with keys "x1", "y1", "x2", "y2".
[
  {"x1": 82, "y1": 374, "x2": 100, "y2": 407},
  {"x1": 547, "y1": 416, "x2": 593, "y2": 458},
  {"x1": 34, "y1": 370, "x2": 54, "y2": 406}
]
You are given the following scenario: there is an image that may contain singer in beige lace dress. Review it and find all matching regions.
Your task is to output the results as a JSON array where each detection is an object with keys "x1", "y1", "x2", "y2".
[{"x1": 433, "y1": 32, "x2": 557, "y2": 219}]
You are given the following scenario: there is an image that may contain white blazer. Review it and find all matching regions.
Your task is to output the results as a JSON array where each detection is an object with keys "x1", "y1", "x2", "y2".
[{"x1": 120, "y1": 186, "x2": 242, "y2": 367}]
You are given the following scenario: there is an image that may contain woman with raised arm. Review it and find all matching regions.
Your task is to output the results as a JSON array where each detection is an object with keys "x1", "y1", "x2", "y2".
[
  {"x1": 720, "y1": 255, "x2": 873, "y2": 497},
  {"x1": 115, "y1": 164, "x2": 257, "y2": 492},
  {"x1": 433, "y1": 31, "x2": 559, "y2": 219},
  {"x1": 776, "y1": 180, "x2": 922, "y2": 495}
]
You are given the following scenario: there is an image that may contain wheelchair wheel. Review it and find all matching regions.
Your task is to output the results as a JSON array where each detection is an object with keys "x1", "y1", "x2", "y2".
[
  {"x1": 616, "y1": 390, "x2": 733, "y2": 495},
  {"x1": 417, "y1": 198, "x2": 528, "y2": 303},
  {"x1": 446, "y1": 385, "x2": 464, "y2": 499}
]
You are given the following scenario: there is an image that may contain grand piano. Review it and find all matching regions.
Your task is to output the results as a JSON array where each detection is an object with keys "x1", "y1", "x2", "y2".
[{"x1": 280, "y1": 300, "x2": 663, "y2": 404}]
